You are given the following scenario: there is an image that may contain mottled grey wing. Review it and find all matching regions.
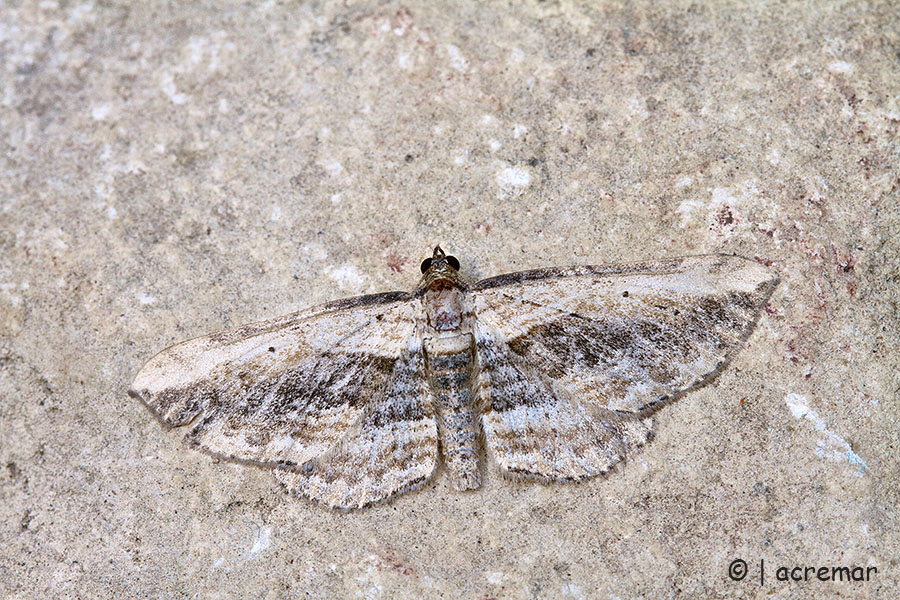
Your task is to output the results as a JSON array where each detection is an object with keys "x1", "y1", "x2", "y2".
[
  {"x1": 129, "y1": 291, "x2": 439, "y2": 508},
  {"x1": 471, "y1": 255, "x2": 777, "y2": 480},
  {"x1": 274, "y1": 337, "x2": 437, "y2": 510},
  {"x1": 473, "y1": 323, "x2": 651, "y2": 481}
]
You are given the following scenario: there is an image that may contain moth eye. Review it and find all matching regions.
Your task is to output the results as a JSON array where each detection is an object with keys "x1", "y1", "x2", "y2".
[
  {"x1": 447, "y1": 255, "x2": 460, "y2": 271},
  {"x1": 420, "y1": 258, "x2": 433, "y2": 273}
]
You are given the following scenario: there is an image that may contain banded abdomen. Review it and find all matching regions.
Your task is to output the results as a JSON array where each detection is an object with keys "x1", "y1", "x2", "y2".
[{"x1": 424, "y1": 333, "x2": 481, "y2": 490}]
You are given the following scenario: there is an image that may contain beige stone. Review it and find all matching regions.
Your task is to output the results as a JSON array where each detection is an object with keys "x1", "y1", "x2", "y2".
[{"x1": 1, "y1": 1, "x2": 897, "y2": 598}]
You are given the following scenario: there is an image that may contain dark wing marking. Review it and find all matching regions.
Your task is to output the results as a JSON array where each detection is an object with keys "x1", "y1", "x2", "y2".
[
  {"x1": 129, "y1": 291, "x2": 438, "y2": 492},
  {"x1": 474, "y1": 325, "x2": 650, "y2": 481},
  {"x1": 472, "y1": 255, "x2": 778, "y2": 417},
  {"x1": 275, "y1": 340, "x2": 437, "y2": 510}
]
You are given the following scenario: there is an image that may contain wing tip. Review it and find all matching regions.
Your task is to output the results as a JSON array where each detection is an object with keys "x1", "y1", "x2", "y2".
[{"x1": 128, "y1": 386, "x2": 180, "y2": 431}]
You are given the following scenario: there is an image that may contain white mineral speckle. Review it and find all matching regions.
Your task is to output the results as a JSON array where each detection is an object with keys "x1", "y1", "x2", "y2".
[
  {"x1": 324, "y1": 264, "x2": 368, "y2": 290},
  {"x1": 159, "y1": 72, "x2": 187, "y2": 104},
  {"x1": 446, "y1": 44, "x2": 469, "y2": 72},
  {"x1": 785, "y1": 393, "x2": 867, "y2": 474},
  {"x1": 322, "y1": 159, "x2": 343, "y2": 177},
  {"x1": 91, "y1": 103, "x2": 111, "y2": 120},
  {"x1": 485, "y1": 571, "x2": 505, "y2": 584},
  {"x1": 496, "y1": 166, "x2": 531, "y2": 195},
  {"x1": 828, "y1": 61, "x2": 853, "y2": 73},
  {"x1": 247, "y1": 526, "x2": 271, "y2": 559},
  {"x1": 137, "y1": 292, "x2": 156, "y2": 305}
]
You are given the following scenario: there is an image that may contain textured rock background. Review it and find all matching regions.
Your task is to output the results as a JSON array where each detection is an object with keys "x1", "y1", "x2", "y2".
[{"x1": 1, "y1": 1, "x2": 897, "y2": 598}]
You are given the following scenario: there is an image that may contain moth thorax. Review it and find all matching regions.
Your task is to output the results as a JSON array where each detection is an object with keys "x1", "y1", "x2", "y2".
[{"x1": 424, "y1": 279, "x2": 464, "y2": 331}]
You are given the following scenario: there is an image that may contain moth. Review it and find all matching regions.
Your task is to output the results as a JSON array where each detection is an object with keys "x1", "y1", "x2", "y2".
[{"x1": 130, "y1": 247, "x2": 777, "y2": 510}]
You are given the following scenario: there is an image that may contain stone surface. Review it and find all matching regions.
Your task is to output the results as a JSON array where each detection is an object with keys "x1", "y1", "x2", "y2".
[{"x1": 1, "y1": 1, "x2": 897, "y2": 598}]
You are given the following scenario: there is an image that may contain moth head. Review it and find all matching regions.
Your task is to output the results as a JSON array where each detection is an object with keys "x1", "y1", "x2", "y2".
[
  {"x1": 420, "y1": 245, "x2": 460, "y2": 274},
  {"x1": 418, "y1": 245, "x2": 465, "y2": 291}
]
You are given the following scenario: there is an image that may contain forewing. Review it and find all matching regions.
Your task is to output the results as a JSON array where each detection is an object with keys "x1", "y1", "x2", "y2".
[
  {"x1": 473, "y1": 255, "x2": 778, "y2": 416},
  {"x1": 275, "y1": 336, "x2": 438, "y2": 510},
  {"x1": 129, "y1": 292, "x2": 430, "y2": 473}
]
